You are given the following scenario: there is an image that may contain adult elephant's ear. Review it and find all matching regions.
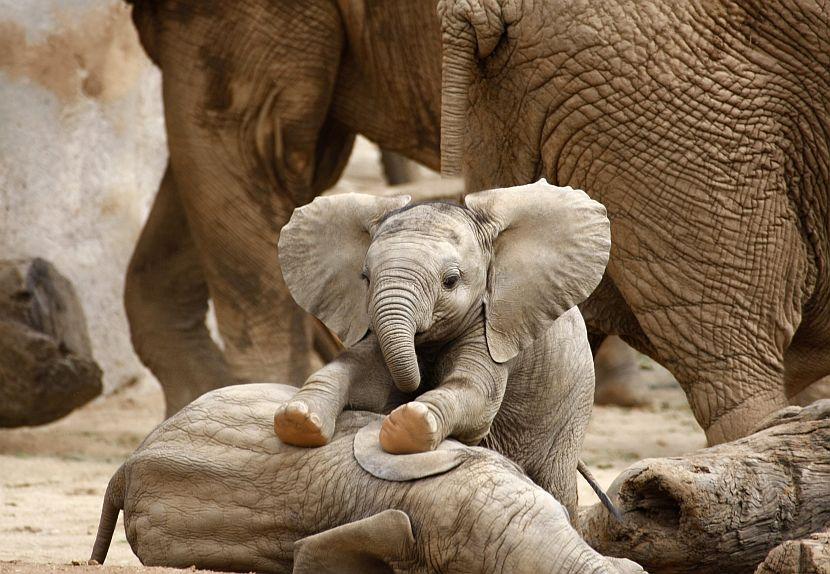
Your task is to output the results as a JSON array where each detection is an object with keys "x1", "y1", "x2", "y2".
[
  {"x1": 293, "y1": 509, "x2": 415, "y2": 574},
  {"x1": 278, "y1": 194, "x2": 410, "y2": 346},
  {"x1": 465, "y1": 180, "x2": 610, "y2": 362}
]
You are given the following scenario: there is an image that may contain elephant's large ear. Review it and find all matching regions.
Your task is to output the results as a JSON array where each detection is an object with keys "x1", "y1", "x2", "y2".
[
  {"x1": 465, "y1": 180, "x2": 610, "y2": 362},
  {"x1": 354, "y1": 420, "x2": 467, "y2": 481},
  {"x1": 293, "y1": 509, "x2": 416, "y2": 574},
  {"x1": 279, "y1": 193, "x2": 410, "y2": 346}
]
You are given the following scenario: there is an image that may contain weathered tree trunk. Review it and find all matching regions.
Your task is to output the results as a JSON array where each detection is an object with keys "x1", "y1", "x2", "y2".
[
  {"x1": 0, "y1": 258, "x2": 102, "y2": 427},
  {"x1": 755, "y1": 530, "x2": 830, "y2": 574},
  {"x1": 581, "y1": 400, "x2": 830, "y2": 574}
]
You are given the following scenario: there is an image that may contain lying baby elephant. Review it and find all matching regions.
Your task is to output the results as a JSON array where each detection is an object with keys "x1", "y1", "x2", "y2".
[
  {"x1": 275, "y1": 180, "x2": 611, "y2": 516},
  {"x1": 90, "y1": 384, "x2": 644, "y2": 573}
]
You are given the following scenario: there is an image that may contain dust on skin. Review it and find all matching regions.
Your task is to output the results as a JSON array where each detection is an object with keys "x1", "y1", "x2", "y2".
[{"x1": 0, "y1": 3, "x2": 146, "y2": 103}]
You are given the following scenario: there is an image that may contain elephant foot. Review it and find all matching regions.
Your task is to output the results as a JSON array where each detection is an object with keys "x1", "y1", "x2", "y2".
[
  {"x1": 379, "y1": 401, "x2": 442, "y2": 454},
  {"x1": 273, "y1": 401, "x2": 332, "y2": 447},
  {"x1": 594, "y1": 376, "x2": 651, "y2": 408}
]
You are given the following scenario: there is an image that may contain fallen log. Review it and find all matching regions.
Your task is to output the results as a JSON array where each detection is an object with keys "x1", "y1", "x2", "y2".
[
  {"x1": 0, "y1": 258, "x2": 102, "y2": 426},
  {"x1": 581, "y1": 400, "x2": 830, "y2": 574},
  {"x1": 755, "y1": 529, "x2": 830, "y2": 573}
]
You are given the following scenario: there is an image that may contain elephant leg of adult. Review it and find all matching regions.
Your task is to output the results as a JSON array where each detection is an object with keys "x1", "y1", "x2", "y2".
[
  {"x1": 608, "y1": 181, "x2": 809, "y2": 445},
  {"x1": 789, "y1": 375, "x2": 830, "y2": 406},
  {"x1": 593, "y1": 336, "x2": 651, "y2": 407},
  {"x1": 125, "y1": 166, "x2": 235, "y2": 417},
  {"x1": 157, "y1": 1, "x2": 354, "y2": 387},
  {"x1": 379, "y1": 150, "x2": 419, "y2": 186}
]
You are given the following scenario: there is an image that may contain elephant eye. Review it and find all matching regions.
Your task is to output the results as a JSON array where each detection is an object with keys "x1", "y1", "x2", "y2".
[
  {"x1": 442, "y1": 272, "x2": 460, "y2": 290},
  {"x1": 361, "y1": 270, "x2": 370, "y2": 284}
]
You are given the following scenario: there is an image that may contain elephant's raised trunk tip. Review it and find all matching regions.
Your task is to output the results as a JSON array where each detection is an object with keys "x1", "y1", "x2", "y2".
[
  {"x1": 380, "y1": 330, "x2": 421, "y2": 393},
  {"x1": 389, "y1": 356, "x2": 421, "y2": 393},
  {"x1": 373, "y1": 299, "x2": 422, "y2": 393}
]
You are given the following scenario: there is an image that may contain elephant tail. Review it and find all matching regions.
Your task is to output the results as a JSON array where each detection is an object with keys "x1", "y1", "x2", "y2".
[
  {"x1": 89, "y1": 464, "x2": 126, "y2": 564},
  {"x1": 577, "y1": 460, "x2": 623, "y2": 523}
]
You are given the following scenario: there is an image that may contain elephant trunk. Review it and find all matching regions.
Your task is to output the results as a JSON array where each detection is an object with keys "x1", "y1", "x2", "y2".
[
  {"x1": 372, "y1": 290, "x2": 421, "y2": 393},
  {"x1": 439, "y1": 12, "x2": 477, "y2": 176}
]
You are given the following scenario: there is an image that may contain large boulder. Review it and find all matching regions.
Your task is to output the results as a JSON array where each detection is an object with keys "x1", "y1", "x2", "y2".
[{"x1": 0, "y1": 258, "x2": 102, "y2": 427}]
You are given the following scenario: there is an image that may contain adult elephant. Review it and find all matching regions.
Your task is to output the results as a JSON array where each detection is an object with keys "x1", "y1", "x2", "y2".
[
  {"x1": 123, "y1": 0, "x2": 444, "y2": 415},
  {"x1": 125, "y1": 0, "x2": 825, "y2": 444},
  {"x1": 438, "y1": 0, "x2": 830, "y2": 444},
  {"x1": 124, "y1": 0, "x2": 644, "y2": 418}
]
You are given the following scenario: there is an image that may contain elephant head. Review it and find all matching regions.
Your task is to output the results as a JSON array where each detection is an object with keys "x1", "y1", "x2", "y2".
[{"x1": 278, "y1": 180, "x2": 610, "y2": 392}]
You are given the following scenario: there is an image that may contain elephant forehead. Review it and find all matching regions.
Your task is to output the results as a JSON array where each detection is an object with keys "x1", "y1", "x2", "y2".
[{"x1": 373, "y1": 204, "x2": 482, "y2": 253}]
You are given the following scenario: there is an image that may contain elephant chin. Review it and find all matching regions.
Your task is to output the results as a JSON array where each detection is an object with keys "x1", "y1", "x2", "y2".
[{"x1": 372, "y1": 297, "x2": 421, "y2": 393}]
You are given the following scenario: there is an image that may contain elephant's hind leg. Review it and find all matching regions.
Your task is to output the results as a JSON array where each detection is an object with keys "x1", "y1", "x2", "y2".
[
  {"x1": 125, "y1": 166, "x2": 236, "y2": 417},
  {"x1": 154, "y1": 0, "x2": 354, "y2": 388},
  {"x1": 608, "y1": 173, "x2": 813, "y2": 445}
]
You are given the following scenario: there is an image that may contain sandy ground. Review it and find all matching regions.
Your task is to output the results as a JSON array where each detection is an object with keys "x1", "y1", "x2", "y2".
[{"x1": 0, "y1": 138, "x2": 706, "y2": 571}]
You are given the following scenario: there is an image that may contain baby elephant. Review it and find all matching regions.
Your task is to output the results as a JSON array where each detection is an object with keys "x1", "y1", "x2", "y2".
[
  {"x1": 90, "y1": 384, "x2": 644, "y2": 573},
  {"x1": 274, "y1": 180, "x2": 611, "y2": 516}
]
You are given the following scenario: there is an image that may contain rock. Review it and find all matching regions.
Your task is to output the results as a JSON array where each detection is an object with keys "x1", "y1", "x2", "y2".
[
  {"x1": 0, "y1": 259, "x2": 102, "y2": 427},
  {"x1": 0, "y1": 0, "x2": 166, "y2": 392}
]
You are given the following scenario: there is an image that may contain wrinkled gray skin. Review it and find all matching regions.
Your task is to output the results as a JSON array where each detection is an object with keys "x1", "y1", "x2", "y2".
[
  {"x1": 90, "y1": 384, "x2": 645, "y2": 574},
  {"x1": 438, "y1": 0, "x2": 830, "y2": 445},
  {"x1": 126, "y1": 0, "x2": 829, "y2": 445},
  {"x1": 273, "y1": 181, "x2": 610, "y2": 519}
]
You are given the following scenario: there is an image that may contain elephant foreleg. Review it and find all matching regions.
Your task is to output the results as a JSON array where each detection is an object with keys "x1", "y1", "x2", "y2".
[
  {"x1": 379, "y1": 150, "x2": 419, "y2": 186},
  {"x1": 274, "y1": 334, "x2": 395, "y2": 446},
  {"x1": 380, "y1": 334, "x2": 510, "y2": 454},
  {"x1": 125, "y1": 166, "x2": 236, "y2": 417},
  {"x1": 593, "y1": 336, "x2": 651, "y2": 407},
  {"x1": 606, "y1": 172, "x2": 811, "y2": 445},
  {"x1": 154, "y1": 0, "x2": 354, "y2": 389}
]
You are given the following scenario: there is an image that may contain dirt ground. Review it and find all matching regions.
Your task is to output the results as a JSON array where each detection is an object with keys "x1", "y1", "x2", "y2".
[{"x1": 0, "y1": 138, "x2": 706, "y2": 571}]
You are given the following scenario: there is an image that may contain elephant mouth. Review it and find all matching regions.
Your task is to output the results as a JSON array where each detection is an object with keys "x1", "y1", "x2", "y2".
[{"x1": 413, "y1": 328, "x2": 451, "y2": 349}]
